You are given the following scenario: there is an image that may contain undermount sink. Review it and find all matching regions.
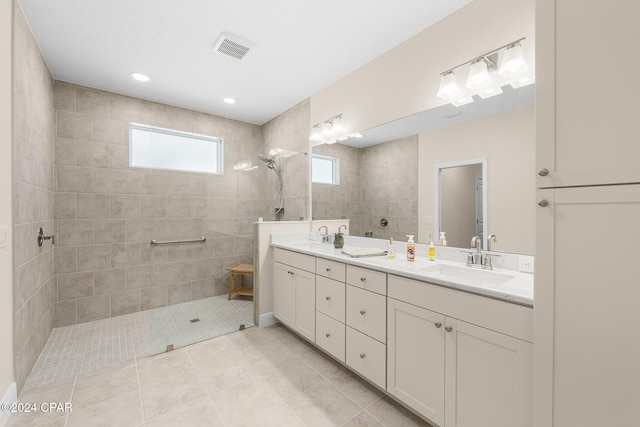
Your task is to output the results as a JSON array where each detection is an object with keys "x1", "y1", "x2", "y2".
[{"x1": 421, "y1": 264, "x2": 514, "y2": 286}]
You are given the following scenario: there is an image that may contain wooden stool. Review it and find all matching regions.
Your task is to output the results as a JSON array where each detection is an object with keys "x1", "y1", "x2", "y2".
[{"x1": 226, "y1": 263, "x2": 254, "y2": 300}]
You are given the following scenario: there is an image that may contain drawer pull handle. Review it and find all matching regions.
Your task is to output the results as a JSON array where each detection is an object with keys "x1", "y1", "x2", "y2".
[
  {"x1": 325, "y1": 333, "x2": 331, "y2": 338},
  {"x1": 538, "y1": 199, "x2": 549, "y2": 207},
  {"x1": 326, "y1": 267, "x2": 331, "y2": 272},
  {"x1": 538, "y1": 168, "x2": 549, "y2": 177},
  {"x1": 445, "y1": 326, "x2": 453, "y2": 333},
  {"x1": 360, "y1": 310, "x2": 366, "y2": 315},
  {"x1": 434, "y1": 322, "x2": 442, "y2": 329},
  {"x1": 325, "y1": 296, "x2": 331, "y2": 301},
  {"x1": 360, "y1": 277, "x2": 366, "y2": 282},
  {"x1": 360, "y1": 353, "x2": 366, "y2": 359}
]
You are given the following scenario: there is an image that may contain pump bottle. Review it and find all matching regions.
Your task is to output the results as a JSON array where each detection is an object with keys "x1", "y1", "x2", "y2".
[
  {"x1": 388, "y1": 238, "x2": 396, "y2": 259},
  {"x1": 406, "y1": 235, "x2": 415, "y2": 262},
  {"x1": 428, "y1": 234, "x2": 436, "y2": 261}
]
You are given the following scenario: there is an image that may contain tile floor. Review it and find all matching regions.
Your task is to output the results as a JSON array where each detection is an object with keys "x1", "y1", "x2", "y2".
[
  {"x1": 8, "y1": 324, "x2": 433, "y2": 427},
  {"x1": 25, "y1": 295, "x2": 254, "y2": 390}
]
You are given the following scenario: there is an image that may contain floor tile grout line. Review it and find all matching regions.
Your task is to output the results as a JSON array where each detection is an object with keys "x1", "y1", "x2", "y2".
[
  {"x1": 133, "y1": 353, "x2": 146, "y2": 424},
  {"x1": 183, "y1": 346, "x2": 228, "y2": 427}
]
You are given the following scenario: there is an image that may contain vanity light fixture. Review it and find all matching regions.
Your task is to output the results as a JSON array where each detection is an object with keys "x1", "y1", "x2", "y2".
[
  {"x1": 436, "y1": 37, "x2": 533, "y2": 106},
  {"x1": 233, "y1": 159, "x2": 258, "y2": 171},
  {"x1": 309, "y1": 114, "x2": 353, "y2": 145},
  {"x1": 223, "y1": 97, "x2": 237, "y2": 104}
]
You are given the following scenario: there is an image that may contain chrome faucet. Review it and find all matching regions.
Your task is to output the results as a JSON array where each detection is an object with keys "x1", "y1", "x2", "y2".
[
  {"x1": 318, "y1": 226, "x2": 330, "y2": 244},
  {"x1": 338, "y1": 225, "x2": 347, "y2": 234},
  {"x1": 466, "y1": 236, "x2": 494, "y2": 269}
]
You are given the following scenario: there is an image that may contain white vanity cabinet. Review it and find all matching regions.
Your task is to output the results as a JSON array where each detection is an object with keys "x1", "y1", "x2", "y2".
[
  {"x1": 387, "y1": 275, "x2": 533, "y2": 427},
  {"x1": 273, "y1": 248, "x2": 316, "y2": 341}
]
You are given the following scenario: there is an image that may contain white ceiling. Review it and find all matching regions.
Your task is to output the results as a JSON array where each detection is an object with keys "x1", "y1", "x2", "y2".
[{"x1": 19, "y1": 0, "x2": 470, "y2": 125}]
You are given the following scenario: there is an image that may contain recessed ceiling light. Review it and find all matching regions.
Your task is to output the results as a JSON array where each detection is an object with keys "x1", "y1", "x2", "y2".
[
  {"x1": 130, "y1": 72, "x2": 150, "y2": 82},
  {"x1": 224, "y1": 97, "x2": 236, "y2": 104}
]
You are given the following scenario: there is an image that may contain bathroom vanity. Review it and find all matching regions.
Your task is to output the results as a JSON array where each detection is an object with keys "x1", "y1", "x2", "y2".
[{"x1": 272, "y1": 237, "x2": 533, "y2": 427}]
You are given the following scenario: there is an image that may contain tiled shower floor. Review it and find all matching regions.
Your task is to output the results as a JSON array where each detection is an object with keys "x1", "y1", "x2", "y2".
[{"x1": 24, "y1": 295, "x2": 254, "y2": 390}]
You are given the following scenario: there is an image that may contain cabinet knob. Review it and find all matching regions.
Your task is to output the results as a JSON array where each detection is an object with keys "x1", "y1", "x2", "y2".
[
  {"x1": 445, "y1": 326, "x2": 453, "y2": 333},
  {"x1": 325, "y1": 296, "x2": 331, "y2": 301},
  {"x1": 326, "y1": 267, "x2": 331, "y2": 272},
  {"x1": 360, "y1": 353, "x2": 366, "y2": 359},
  {"x1": 360, "y1": 310, "x2": 366, "y2": 315},
  {"x1": 360, "y1": 277, "x2": 366, "y2": 282},
  {"x1": 538, "y1": 168, "x2": 549, "y2": 176},
  {"x1": 325, "y1": 333, "x2": 331, "y2": 338},
  {"x1": 538, "y1": 199, "x2": 549, "y2": 207},
  {"x1": 434, "y1": 322, "x2": 442, "y2": 329}
]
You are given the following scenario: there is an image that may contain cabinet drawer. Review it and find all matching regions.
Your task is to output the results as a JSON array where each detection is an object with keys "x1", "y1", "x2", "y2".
[
  {"x1": 346, "y1": 326, "x2": 386, "y2": 389},
  {"x1": 316, "y1": 311, "x2": 345, "y2": 362},
  {"x1": 274, "y1": 248, "x2": 315, "y2": 273},
  {"x1": 316, "y1": 258, "x2": 346, "y2": 282},
  {"x1": 346, "y1": 285, "x2": 386, "y2": 343},
  {"x1": 347, "y1": 265, "x2": 386, "y2": 295},
  {"x1": 316, "y1": 275, "x2": 346, "y2": 322}
]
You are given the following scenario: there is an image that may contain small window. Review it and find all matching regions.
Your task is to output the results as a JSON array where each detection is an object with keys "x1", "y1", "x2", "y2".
[
  {"x1": 312, "y1": 154, "x2": 340, "y2": 185},
  {"x1": 129, "y1": 123, "x2": 223, "y2": 174}
]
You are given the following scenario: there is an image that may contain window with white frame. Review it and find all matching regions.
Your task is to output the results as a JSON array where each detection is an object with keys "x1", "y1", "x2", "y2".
[
  {"x1": 129, "y1": 123, "x2": 223, "y2": 174},
  {"x1": 312, "y1": 154, "x2": 340, "y2": 185}
]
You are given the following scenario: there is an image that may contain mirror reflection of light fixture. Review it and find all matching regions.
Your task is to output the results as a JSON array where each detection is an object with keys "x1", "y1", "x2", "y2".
[
  {"x1": 436, "y1": 37, "x2": 533, "y2": 107},
  {"x1": 309, "y1": 114, "x2": 358, "y2": 146},
  {"x1": 233, "y1": 159, "x2": 258, "y2": 171}
]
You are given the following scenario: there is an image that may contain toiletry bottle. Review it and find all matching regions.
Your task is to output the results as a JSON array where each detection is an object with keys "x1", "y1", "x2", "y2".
[
  {"x1": 439, "y1": 231, "x2": 447, "y2": 246},
  {"x1": 406, "y1": 235, "x2": 415, "y2": 262},
  {"x1": 428, "y1": 234, "x2": 436, "y2": 261},
  {"x1": 388, "y1": 238, "x2": 396, "y2": 259}
]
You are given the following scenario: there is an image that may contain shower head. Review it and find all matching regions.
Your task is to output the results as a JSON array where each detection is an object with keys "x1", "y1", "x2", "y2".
[{"x1": 258, "y1": 153, "x2": 276, "y2": 169}]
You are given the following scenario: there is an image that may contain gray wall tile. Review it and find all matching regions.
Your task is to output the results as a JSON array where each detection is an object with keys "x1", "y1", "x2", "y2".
[
  {"x1": 77, "y1": 295, "x2": 111, "y2": 323},
  {"x1": 57, "y1": 272, "x2": 94, "y2": 301},
  {"x1": 111, "y1": 290, "x2": 141, "y2": 316}
]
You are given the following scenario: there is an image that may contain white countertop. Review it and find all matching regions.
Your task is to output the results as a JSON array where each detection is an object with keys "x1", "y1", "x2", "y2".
[{"x1": 271, "y1": 239, "x2": 534, "y2": 307}]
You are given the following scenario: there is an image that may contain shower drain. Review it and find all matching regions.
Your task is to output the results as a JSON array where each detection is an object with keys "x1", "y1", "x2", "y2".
[{"x1": 189, "y1": 318, "x2": 201, "y2": 323}]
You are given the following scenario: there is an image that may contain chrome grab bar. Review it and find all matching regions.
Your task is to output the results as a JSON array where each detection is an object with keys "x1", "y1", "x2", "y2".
[{"x1": 150, "y1": 237, "x2": 206, "y2": 245}]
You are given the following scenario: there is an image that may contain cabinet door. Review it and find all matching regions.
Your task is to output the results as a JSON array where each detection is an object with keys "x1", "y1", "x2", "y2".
[
  {"x1": 536, "y1": 0, "x2": 640, "y2": 188},
  {"x1": 445, "y1": 318, "x2": 532, "y2": 427},
  {"x1": 535, "y1": 185, "x2": 640, "y2": 427},
  {"x1": 387, "y1": 298, "x2": 445, "y2": 427},
  {"x1": 293, "y1": 267, "x2": 316, "y2": 341},
  {"x1": 273, "y1": 262, "x2": 294, "y2": 327}
]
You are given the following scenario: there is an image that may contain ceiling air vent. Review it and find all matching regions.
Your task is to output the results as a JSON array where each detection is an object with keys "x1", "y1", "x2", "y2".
[{"x1": 213, "y1": 33, "x2": 253, "y2": 60}]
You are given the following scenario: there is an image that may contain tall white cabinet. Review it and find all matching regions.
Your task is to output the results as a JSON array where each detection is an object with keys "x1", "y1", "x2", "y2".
[{"x1": 535, "y1": 1, "x2": 640, "y2": 426}]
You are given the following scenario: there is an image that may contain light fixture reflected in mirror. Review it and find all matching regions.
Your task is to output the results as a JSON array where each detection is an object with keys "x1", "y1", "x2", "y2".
[
  {"x1": 309, "y1": 114, "x2": 357, "y2": 146},
  {"x1": 436, "y1": 37, "x2": 533, "y2": 107}
]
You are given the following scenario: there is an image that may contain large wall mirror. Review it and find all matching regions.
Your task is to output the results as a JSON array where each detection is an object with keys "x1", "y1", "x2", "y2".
[{"x1": 310, "y1": 84, "x2": 536, "y2": 255}]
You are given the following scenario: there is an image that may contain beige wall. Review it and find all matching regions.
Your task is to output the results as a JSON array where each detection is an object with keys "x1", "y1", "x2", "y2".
[
  {"x1": 1, "y1": 0, "x2": 15, "y2": 399},
  {"x1": 13, "y1": 4, "x2": 56, "y2": 392},
  {"x1": 310, "y1": 0, "x2": 534, "y2": 136},
  {"x1": 419, "y1": 104, "x2": 535, "y2": 255},
  {"x1": 52, "y1": 82, "x2": 264, "y2": 327}
]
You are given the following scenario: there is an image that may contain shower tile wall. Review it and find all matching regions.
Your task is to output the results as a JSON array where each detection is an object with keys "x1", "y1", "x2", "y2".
[
  {"x1": 52, "y1": 82, "x2": 264, "y2": 327},
  {"x1": 361, "y1": 135, "x2": 418, "y2": 241},
  {"x1": 13, "y1": 5, "x2": 55, "y2": 391},
  {"x1": 312, "y1": 135, "x2": 418, "y2": 241},
  {"x1": 311, "y1": 143, "x2": 362, "y2": 234},
  {"x1": 262, "y1": 99, "x2": 310, "y2": 220}
]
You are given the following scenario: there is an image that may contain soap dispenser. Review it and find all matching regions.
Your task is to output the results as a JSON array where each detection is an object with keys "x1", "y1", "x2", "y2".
[
  {"x1": 428, "y1": 234, "x2": 436, "y2": 261},
  {"x1": 406, "y1": 235, "x2": 415, "y2": 262},
  {"x1": 388, "y1": 238, "x2": 396, "y2": 259},
  {"x1": 439, "y1": 231, "x2": 447, "y2": 246}
]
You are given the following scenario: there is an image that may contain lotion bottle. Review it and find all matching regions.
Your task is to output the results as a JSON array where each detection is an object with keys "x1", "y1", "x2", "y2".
[
  {"x1": 406, "y1": 235, "x2": 415, "y2": 262},
  {"x1": 439, "y1": 231, "x2": 447, "y2": 246},
  {"x1": 428, "y1": 234, "x2": 436, "y2": 261}
]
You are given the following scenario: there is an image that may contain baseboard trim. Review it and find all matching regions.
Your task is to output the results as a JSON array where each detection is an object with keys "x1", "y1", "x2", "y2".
[
  {"x1": 0, "y1": 382, "x2": 17, "y2": 427},
  {"x1": 258, "y1": 312, "x2": 277, "y2": 327}
]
